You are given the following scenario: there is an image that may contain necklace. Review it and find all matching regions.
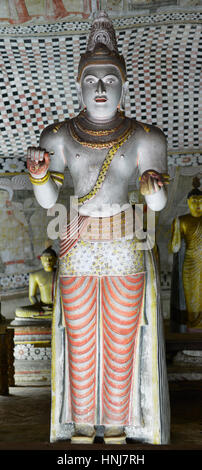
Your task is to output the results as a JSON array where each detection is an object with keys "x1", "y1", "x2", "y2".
[
  {"x1": 76, "y1": 119, "x2": 124, "y2": 136},
  {"x1": 69, "y1": 110, "x2": 133, "y2": 149}
]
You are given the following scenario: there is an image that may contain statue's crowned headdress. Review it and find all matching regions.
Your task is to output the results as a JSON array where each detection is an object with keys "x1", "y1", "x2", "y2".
[{"x1": 77, "y1": 11, "x2": 126, "y2": 82}]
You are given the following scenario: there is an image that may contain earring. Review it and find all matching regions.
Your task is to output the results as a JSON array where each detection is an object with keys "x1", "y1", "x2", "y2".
[
  {"x1": 120, "y1": 93, "x2": 125, "y2": 111},
  {"x1": 78, "y1": 93, "x2": 84, "y2": 112},
  {"x1": 76, "y1": 83, "x2": 85, "y2": 112},
  {"x1": 120, "y1": 81, "x2": 129, "y2": 111},
  {"x1": 120, "y1": 88, "x2": 126, "y2": 111}
]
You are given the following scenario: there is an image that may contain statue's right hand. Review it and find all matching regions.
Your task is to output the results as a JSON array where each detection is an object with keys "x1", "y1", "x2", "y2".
[{"x1": 27, "y1": 147, "x2": 50, "y2": 178}]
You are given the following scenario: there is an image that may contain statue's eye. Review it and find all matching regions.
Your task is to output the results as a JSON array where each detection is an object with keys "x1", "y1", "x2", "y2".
[
  {"x1": 104, "y1": 75, "x2": 118, "y2": 85},
  {"x1": 84, "y1": 76, "x2": 96, "y2": 84}
]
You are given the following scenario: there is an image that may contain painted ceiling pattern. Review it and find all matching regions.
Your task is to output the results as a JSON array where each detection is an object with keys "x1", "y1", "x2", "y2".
[{"x1": 0, "y1": 10, "x2": 201, "y2": 171}]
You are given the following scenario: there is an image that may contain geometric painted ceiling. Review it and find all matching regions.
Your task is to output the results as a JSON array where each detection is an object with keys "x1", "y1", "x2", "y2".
[{"x1": 0, "y1": 10, "x2": 201, "y2": 168}]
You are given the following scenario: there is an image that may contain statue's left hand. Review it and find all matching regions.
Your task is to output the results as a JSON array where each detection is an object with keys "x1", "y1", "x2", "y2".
[{"x1": 140, "y1": 170, "x2": 169, "y2": 196}]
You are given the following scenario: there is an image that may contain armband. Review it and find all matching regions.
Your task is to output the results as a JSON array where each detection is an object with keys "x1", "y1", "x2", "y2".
[
  {"x1": 29, "y1": 171, "x2": 50, "y2": 185},
  {"x1": 50, "y1": 171, "x2": 64, "y2": 186}
]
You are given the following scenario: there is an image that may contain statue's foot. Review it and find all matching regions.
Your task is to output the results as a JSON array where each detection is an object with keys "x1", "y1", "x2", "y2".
[
  {"x1": 71, "y1": 424, "x2": 96, "y2": 444},
  {"x1": 15, "y1": 309, "x2": 35, "y2": 318},
  {"x1": 104, "y1": 426, "x2": 126, "y2": 445},
  {"x1": 15, "y1": 307, "x2": 43, "y2": 318}
]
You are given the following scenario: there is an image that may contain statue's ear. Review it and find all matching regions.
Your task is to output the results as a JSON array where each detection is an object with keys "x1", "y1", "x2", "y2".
[
  {"x1": 120, "y1": 81, "x2": 129, "y2": 111},
  {"x1": 187, "y1": 198, "x2": 191, "y2": 210},
  {"x1": 76, "y1": 81, "x2": 81, "y2": 94},
  {"x1": 76, "y1": 81, "x2": 84, "y2": 111}
]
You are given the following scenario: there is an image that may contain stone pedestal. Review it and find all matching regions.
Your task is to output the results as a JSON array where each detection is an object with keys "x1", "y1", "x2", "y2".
[
  {"x1": 11, "y1": 318, "x2": 52, "y2": 386},
  {"x1": 165, "y1": 325, "x2": 202, "y2": 381},
  {"x1": 0, "y1": 325, "x2": 8, "y2": 395},
  {"x1": 0, "y1": 319, "x2": 14, "y2": 394}
]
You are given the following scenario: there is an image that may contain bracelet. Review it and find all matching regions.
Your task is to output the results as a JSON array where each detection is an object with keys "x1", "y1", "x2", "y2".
[
  {"x1": 50, "y1": 171, "x2": 64, "y2": 186},
  {"x1": 29, "y1": 171, "x2": 50, "y2": 186}
]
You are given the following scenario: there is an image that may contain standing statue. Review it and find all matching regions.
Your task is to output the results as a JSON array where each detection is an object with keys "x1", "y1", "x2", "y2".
[
  {"x1": 171, "y1": 177, "x2": 202, "y2": 331},
  {"x1": 15, "y1": 247, "x2": 57, "y2": 319},
  {"x1": 27, "y1": 12, "x2": 170, "y2": 444}
]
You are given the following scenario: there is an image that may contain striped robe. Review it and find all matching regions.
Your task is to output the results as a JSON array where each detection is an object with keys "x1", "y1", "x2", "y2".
[{"x1": 50, "y1": 214, "x2": 170, "y2": 444}]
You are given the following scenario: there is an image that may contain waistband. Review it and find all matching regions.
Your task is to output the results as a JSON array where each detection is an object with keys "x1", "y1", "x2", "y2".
[{"x1": 80, "y1": 207, "x2": 134, "y2": 242}]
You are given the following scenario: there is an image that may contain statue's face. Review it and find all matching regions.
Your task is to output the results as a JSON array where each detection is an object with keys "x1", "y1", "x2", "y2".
[
  {"x1": 187, "y1": 195, "x2": 202, "y2": 217},
  {"x1": 80, "y1": 64, "x2": 123, "y2": 121},
  {"x1": 41, "y1": 254, "x2": 56, "y2": 272}
]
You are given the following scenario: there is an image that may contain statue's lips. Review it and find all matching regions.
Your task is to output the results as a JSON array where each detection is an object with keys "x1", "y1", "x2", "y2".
[{"x1": 94, "y1": 97, "x2": 107, "y2": 102}]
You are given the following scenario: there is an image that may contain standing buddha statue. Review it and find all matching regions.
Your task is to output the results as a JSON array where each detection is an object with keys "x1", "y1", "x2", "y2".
[
  {"x1": 171, "y1": 177, "x2": 202, "y2": 331},
  {"x1": 26, "y1": 12, "x2": 170, "y2": 445}
]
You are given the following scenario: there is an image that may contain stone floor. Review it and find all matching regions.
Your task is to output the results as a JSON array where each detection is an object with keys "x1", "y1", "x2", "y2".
[{"x1": 0, "y1": 381, "x2": 201, "y2": 454}]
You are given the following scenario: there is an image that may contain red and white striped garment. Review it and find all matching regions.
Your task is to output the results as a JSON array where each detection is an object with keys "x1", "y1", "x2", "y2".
[{"x1": 60, "y1": 273, "x2": 145, "y2": 425}]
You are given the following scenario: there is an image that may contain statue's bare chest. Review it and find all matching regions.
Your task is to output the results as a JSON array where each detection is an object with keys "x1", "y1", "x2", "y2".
[
  {"x1": 64, "y1": 137, "x2": 137, "y2": 185},
  {"x1": 36, "y1": 271, "x2": 53, "y2": 289}
]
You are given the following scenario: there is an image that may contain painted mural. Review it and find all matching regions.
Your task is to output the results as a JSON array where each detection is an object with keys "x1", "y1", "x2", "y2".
[
  {"x1": 0, "y1": 177, "x2": 71, "y2": 290},
  {"x1": 0, "y1": 187, "x2": 46, "y2": 275},
  {"x1": 0, "y1": 0, "x2": 200, "y2": 25},
  {"x1": 0, "y1": 0, "x2": 93, "y2": 24}
]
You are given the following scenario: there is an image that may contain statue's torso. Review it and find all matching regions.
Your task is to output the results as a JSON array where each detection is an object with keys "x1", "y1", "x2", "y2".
[
  {"x1": 31, "y1": 269, "x2": 54, "y2": 304},
  {"x1": 66, "y1": 129, "x2": 138, "y2": 216},
  {"x1": 180, "y1": 214, "x2": 202, "y2": 253},
  {"x1": 69, "y1": 120, "x2": 136, "y2": 215},
  {"x1": 40, "y1": 114, "x2": 166, "y2": 217}
]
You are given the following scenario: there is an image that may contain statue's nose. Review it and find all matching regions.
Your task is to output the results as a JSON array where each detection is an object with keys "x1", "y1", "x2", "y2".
[{"x1": 96, "y1": 79, "x2": 106, "y2": 94}]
